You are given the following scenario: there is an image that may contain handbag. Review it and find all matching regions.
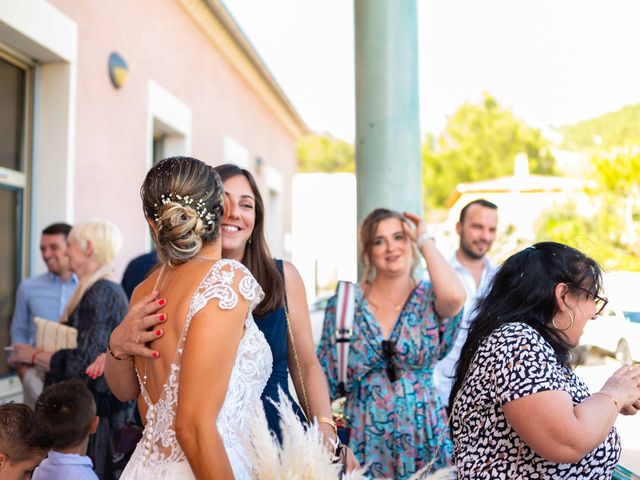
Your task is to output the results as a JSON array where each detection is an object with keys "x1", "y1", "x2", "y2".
[
  {"x1": 34, "y1": 316, "x2": 78, "y2": 352},
  {"x1": 332, "y1": 280, "x2": 355, "y2": 444}
]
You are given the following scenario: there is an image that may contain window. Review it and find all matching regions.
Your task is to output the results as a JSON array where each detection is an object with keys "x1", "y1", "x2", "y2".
[
  {"x1": 152, "y1": 132, "x2": 166, "y2": 166},
  {"x1": 0, "y1": 50, "x2": 31, "y2": 376}
]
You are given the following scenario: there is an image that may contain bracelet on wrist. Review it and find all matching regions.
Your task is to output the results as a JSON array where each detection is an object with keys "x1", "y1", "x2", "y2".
[
  {"x1": 593, "y1": 391, "x2": 619, "y2": 411},
  {"x1": 316, "y1": 415, "x2": 338, "y2": 437},
  {"x1": 107, "y1": 338, "x2": 127, "y2": 361},
  {"x1": 416, "y1": 231, "x2": 433, "y2": 250}
]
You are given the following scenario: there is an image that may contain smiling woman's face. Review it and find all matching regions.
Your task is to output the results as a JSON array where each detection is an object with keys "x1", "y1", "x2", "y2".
[
  {"x1": 220, "y1": 174, "x2": 256, "y2": 260},
  {"x1": 370, "y1": 217, "x2": 413, "y2": 276}
]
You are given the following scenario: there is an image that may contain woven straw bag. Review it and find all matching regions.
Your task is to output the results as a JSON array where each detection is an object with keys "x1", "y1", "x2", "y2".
[{"x1": 34, "y1": 316, "x2": 78, "y2": 352}]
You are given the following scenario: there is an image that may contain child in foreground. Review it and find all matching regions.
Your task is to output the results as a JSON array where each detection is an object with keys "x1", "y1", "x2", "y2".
[
  {"x1": 0, "y1": 402, "x2": 52, "y2": 479},
  {"x1": 33, "y1": 379, "x2": 99, "y2": 480}
]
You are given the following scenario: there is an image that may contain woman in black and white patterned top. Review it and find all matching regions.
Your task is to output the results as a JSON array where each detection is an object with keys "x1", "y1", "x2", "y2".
[{"x1": 449, "y1": 241, "x2": 640, "y2": 479}]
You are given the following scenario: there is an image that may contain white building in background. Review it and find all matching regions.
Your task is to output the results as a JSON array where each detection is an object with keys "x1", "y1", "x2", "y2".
[{"x1": 292, "y1": 173, "x2": 358, "y2": 303}]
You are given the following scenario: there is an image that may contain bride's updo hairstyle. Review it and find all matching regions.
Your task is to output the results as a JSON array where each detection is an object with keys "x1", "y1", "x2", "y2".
[{"x1": 141, "y1": 156, "x2": 224, "y2": 266}]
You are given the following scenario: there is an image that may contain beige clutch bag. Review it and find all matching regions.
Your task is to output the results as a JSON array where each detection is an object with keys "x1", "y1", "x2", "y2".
[{"x1": 34, "y1": 316, "x2": 78, "y2": 352}]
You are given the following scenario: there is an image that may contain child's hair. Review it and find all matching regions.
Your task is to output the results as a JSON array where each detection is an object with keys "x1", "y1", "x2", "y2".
[
  {"x1": 35, "y1": 380, "x2": 97, "y2": 450},
  {"x1": 0, "y1": 402, "x2": 52, "y2": 463}
]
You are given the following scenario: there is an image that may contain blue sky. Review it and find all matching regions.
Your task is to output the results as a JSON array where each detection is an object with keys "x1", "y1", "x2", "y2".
[{"x1": 224, "y1": 0, "x2": 640, "y2": 142}]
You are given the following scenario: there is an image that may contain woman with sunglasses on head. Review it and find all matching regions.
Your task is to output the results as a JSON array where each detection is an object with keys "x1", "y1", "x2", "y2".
[
  {"x1": 449, "y1": 242, "x2": 640, "y2": 479},
  {"x1": 317, "y1": 208, "x2": 466, "y2": 479},
  {"x1": 105, "y1": 163, "x2": 359, "y2": 471}
]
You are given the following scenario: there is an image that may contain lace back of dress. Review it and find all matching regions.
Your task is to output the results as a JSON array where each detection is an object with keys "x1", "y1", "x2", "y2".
[{"x1": 132, "y1": 259, "x2": 263, "y2": 471}]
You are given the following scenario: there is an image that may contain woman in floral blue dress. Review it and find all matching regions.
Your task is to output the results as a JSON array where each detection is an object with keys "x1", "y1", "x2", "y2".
[{"x1": 318, "y1": 208, "x2": 465, "y2": 479}]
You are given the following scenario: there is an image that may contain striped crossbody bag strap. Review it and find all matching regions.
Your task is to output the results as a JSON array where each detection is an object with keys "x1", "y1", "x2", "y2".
[{"x1": 335, "y1": 281, "x2": 355, "y2": 396}]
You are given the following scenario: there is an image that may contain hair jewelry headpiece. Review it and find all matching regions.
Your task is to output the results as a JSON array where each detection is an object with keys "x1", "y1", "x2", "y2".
[{"x1": 153, "y1": 193, "x2": 214, "y2": 225}]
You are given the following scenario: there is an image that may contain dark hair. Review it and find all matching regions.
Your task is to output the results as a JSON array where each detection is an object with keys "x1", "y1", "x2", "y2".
[
  {"x1": 141, "y1": 156, "x2": 225, "y2": 266},
  {"x1": 458, "y1": 199, "x2": 498, "y2": 223},
  {"x1": 449, "y1": 241, "x2": 603, "y2": 410},
  {"x1": 359, "y1": 208, "x2": 417, "y2": 283},
  {"x1": 0, "y1": 402, "x2": 52, "y2": 463},
  {"x1": 214, "y1": 164, "x2": 285, "y2": 316},
  {"x1": 35, "y1": 380, "x2": 96, "y2": 450},
  {"x1": 42, "y1": 222, "x2": 72, "y2": 238}
]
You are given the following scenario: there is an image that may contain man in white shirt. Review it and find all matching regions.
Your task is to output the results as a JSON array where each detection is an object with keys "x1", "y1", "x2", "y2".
[{"x1": 435, "y1": 199, "x2": 498, "y2": 407}]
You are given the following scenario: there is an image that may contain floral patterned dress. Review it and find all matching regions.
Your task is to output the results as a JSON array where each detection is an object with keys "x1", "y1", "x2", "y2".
[{"x1": 317, "y1": 280, "x2": 463, "y2": 479}]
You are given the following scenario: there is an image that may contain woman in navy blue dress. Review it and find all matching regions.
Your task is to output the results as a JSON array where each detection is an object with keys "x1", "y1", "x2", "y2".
[
  {"x1": 214, "y1": 164, "x2": 327, "y2": 442},
  {"x1": 106, "y1": 164, "x2": 357, "y2": 467}
]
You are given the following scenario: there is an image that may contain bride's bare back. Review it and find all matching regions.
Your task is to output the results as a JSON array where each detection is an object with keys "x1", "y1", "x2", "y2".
[
  {"x1": 130, "y1": 258, "x2": 231, "y2": 412},
  {"x1": 121, "y1": 258, "x2": 271, "y2": 480}
]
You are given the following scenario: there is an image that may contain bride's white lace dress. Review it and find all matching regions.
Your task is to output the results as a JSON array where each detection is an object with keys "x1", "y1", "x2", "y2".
[{"x1": 121, "y1": 259, "x2": 272, "y2": 479}]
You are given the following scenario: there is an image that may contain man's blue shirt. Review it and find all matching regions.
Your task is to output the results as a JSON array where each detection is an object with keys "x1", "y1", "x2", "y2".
[{"x1": 10, "y1": 272, "x2": 78, "y2": 345}]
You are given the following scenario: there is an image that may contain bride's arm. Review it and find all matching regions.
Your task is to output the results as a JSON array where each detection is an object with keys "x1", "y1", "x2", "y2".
[{"x1": 175, "y1": 271, "x2": 250, "y2": 479}]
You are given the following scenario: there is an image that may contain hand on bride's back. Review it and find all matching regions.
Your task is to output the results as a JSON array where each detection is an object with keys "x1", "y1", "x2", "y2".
[{"x1": 110, "y1": 289, "x2": 167, "y2": 360}]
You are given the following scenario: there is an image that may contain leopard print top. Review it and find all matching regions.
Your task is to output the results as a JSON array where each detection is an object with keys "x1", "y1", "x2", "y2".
[{"x1": 451, "y1": 322, "x2": 621, "y2": 479}]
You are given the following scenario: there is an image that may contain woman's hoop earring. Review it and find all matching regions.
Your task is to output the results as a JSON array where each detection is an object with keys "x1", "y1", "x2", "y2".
[{"x1": 552, "y1": 310, "x2": 575, "y2": 331}]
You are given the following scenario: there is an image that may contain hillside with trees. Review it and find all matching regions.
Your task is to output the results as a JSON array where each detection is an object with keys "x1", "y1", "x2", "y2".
[
  {"x1": 558, "y1": 104, "x2": 640, "y2": 151},
  {"x1": 537, "y1": 106, "x2": 640, "y2": 270}
]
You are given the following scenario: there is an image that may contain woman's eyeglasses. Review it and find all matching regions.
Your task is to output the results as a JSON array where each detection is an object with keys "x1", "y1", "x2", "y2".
[
  {"x1": 570, "y1": 285, "x2": 609, "y2": 316},
  {"x1": 381, "y1": 340, "x2": 398, "y2": 383}
]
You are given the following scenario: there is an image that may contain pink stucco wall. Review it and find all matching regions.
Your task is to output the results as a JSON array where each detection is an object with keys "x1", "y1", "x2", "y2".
[{"x1": 47, "y1": 0, "x2": 299, "y2": 275}]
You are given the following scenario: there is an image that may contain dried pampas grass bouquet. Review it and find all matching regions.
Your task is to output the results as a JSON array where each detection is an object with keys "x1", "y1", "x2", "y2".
[{"x1": 244, "y1": 388, "x2": 456, "y2": 480}]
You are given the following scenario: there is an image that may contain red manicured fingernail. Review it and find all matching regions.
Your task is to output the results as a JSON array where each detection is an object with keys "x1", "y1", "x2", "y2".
[
  {"x1": 159, "y1": 314, "x2": 166, "y2": 321},
  {"x1": 155, "y1": 329, "x2": 162, "y2": 336},
  {"x1": 158, "y1": 298, "x2": 166, "y2": 306},
  {"x1": 152, "y1": 352, "x2": 159, "y2": 359}
]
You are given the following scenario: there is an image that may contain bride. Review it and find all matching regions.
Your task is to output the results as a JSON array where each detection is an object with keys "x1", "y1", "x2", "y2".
[{"x1": 111, "y1": 157, "x2": 271, "y2": 479}]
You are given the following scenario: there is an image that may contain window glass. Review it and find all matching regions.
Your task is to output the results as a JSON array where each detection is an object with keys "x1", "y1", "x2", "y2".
[
  {"x1": 0, "y1": 57, "x2": 25, "y2": 172},
  {"x1": 0, "y1": 188, "x2": 20, "y2": 376}
]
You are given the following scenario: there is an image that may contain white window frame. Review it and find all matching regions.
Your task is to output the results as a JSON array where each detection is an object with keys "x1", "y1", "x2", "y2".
[{"x1": 0, "y1": 0, "x2": 78, "y2": 275}]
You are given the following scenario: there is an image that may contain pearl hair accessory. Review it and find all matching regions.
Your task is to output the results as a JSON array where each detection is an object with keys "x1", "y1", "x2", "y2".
[{"x1": 153, "y1": 193, "x2": 214, "y2": 226}]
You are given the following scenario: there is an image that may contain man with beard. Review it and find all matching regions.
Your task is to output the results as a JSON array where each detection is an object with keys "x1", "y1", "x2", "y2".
[
  {"x1": 434, "y1": 199, "x2": 498, "y2": 407},
  {"x1": 9, "y1": 223, "x2": 78, "y2": 406}
]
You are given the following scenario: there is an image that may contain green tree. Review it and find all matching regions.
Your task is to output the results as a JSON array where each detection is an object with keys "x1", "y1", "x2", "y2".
[
  {"x1": 592, "y1": 149, "x2": 640, "y2": 197},
  {"x1": 296, "y1": 134, "x2": 355, "y2": 173},
  {"x1": 536, "y1": 200, "x2": 640, "y2": 271},
  {"x1": 536, "y1": 150, "x2": 640, "y2": 270},
  {"x1": 422, "y1": 92, "x2": 556, "y2": 208}
]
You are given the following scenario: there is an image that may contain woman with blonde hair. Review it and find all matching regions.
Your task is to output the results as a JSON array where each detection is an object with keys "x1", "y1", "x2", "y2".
[
  {"x1": 12, "y1": 219, "x2": 133, "y2": 480},
  {"x1": 317, "y1": 208, "x2": 466, "y2": 479}
]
